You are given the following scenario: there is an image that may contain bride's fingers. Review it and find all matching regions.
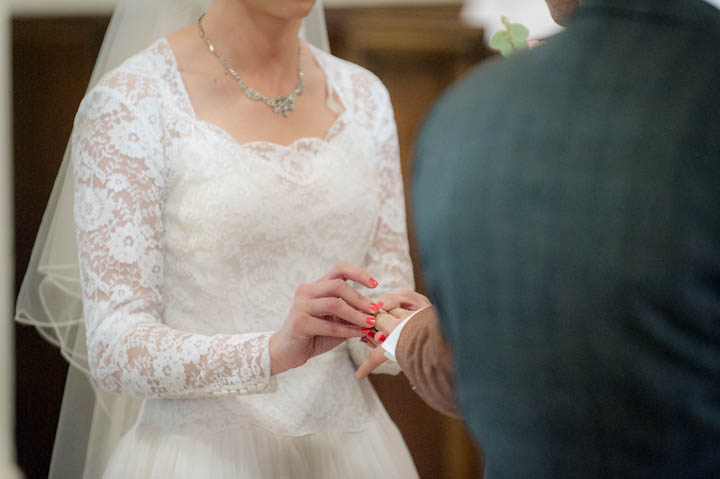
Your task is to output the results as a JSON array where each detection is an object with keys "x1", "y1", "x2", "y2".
[
  {"x1": 321, "y1": 261, "x2": 379, "y2": 290},
  {"x1": 361, "y1": 330, "x2": 380, "y2": 348},
  {"x1": 306, "y1": 298, "x2": 377, "y2": 329},
  {"x1": 301, "y1": 316, "x2": 365, "y2": 339},
  {"x1": 355, "y1": 346, "x2": 388, "y2": 379},
  {"x1": 309, "y1": 279, "x2": 377, "y2": 315},
  {"x1": 360, "y1": 336, "x2": 378, "y2": 348}
]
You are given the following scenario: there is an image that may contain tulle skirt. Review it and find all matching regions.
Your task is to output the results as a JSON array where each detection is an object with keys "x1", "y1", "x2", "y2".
[{"x1": 102, "y1": 416, "x2": 419, "y2": 479}]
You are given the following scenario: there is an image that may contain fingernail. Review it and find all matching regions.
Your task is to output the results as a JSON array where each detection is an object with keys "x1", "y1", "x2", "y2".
[
  {"x1": 368, "y1": 330, "x2": 376, "y2": 338},
  {"x1": 361, "y1": 328, "x2": 371, "y2": 334},
  {"x1": 377, "y1": 301, "x2": 384, "y2": 309},
  {"x1": 366, "y1": 317, "x2": 376, "y2": 326},
  {"x1": 378, "y1": 334, "x2": 387, "y2": 342},
  {"x1": 369, "y1": 278, "x2": 379, "y2": 288},
  {"x1": 361, "y1": 337, "x2": 369, "y2": 344},
  {"x1": 370, "y1": 303, "x2": 379, "y2": 312}
]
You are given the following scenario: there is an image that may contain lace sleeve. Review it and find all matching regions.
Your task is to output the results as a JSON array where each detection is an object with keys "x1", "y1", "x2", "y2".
[
  {"x1": 348, "y1": 77, "x2": 414, "y2": 375},
  {"x1": 72, "y1": 75, "x2": 274, "y2": 398}
]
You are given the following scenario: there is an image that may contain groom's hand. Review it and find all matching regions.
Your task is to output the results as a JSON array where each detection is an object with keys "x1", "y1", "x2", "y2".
[
  {"x1": 354, "y1": 309, "x2": 407, "y2": 378},
  {"x1": 354, "y1": 290, "x2": 432, "y2": 379},
  {"x1": 377, "y1": 289, "x2": 432, "y2": 313}
]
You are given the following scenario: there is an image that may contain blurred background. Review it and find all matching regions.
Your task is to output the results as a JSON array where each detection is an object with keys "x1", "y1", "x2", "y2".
[{"x1": 7, "y1": 1, "x2": 551, "y2": 477}]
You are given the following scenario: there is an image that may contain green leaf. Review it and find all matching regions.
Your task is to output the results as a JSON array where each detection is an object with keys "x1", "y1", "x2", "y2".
[
  {"x1": 489, "y1": 31, "x2": 515, "y2": 57},
  {"x1": 508, "y1": 23, "x2": 530, "y2": 50},
  {"x1": 490, "y1": 16, "x2": 531, "y2": 57}
]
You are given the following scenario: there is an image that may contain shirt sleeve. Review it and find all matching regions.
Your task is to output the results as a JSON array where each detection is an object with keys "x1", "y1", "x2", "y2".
[
  {"x1": 381, "y1": 307, "x2": 430, "y2": 362},
  {"x1": 72, "y1": 73, "x2": 275, "y2": 398},
  {"x1": 347, "y1": 75, "x2": 415, "y2": 375}
]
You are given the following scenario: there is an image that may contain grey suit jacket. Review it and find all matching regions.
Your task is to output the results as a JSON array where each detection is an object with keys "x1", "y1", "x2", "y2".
[{"x1": 413, "y1": 0, "x2": 720, "y2": 477}]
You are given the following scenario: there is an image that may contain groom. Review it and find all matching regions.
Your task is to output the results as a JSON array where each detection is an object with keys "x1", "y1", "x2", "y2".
[{"x1": 397, "y1": 0, "x2": 720, "y2": 477}]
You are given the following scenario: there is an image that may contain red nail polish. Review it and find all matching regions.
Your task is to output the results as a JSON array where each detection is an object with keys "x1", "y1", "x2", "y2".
[
  {"x1": 370, "y1": 303, "x2": 379, "y2": 312},
  {"x1": 378, "y1": 334, "x2": 387, "y2": 342},
  {"x1": 369, "y1": 278, "x2": 379, "y2": 288},
  {"x1": 361, "y1": 337, "x2": 369, "y2": 344},
  {"x1": 377, "y1": 301, "x2": 384, "y2": 309},
  {"x1": 368, "y1": 330, "x2": 376, "y2": 338},
  {"x1": 361, "y1": 328, "x2": 371, "y2": 334},
  {"x1": 366, "y1": 317, "x2": 376, "y2": 326}
]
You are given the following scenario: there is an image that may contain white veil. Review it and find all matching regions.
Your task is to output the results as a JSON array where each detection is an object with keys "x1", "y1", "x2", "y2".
[{"x1": 14, "y1": 1, "x2": 329, "y2": 477}]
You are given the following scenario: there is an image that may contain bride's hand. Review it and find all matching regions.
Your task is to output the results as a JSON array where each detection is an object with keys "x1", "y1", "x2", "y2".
[{"x1": 269, "y1": 262, "x2": 381, "y2": 375}]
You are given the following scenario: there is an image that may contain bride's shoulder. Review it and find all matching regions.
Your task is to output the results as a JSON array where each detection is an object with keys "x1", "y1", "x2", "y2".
[
  {"x1": 311, "y1": 46, "x2": 390, "y2": 101},
  {"x1": 71, "y1": 40, "x2": 171, "y2": 165},
  {"x1": 81, "y1": 39, "x2": 173, "y2": 112}
]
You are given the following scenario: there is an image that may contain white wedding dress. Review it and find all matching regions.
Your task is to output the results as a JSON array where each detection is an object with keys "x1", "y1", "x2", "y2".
[{"x1": 71, "y1": 37, "x2": 419, "y2": 478}]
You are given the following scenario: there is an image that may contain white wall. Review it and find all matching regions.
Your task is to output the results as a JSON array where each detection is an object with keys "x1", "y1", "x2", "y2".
[
  {"x1": 10, "y1": 0, "x2": 460, "y2": 16},
  {"x1": 1, "y1": 0, "x2": 22, "y2": 476}
]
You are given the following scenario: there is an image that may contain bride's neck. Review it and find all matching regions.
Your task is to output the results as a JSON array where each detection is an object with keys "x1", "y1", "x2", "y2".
[{"x1": 202, "y1": 0, "x2": 303, "y2": 78}]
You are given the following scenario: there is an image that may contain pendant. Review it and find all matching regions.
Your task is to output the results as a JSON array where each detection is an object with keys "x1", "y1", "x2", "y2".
[{"x1": 269, "y1": 93, "x2": 297, "y2": 117}]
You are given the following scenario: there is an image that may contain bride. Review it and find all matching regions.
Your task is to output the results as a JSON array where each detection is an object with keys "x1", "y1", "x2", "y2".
[{"x1": 16, "y1": 0, "x2": 419, "y2": 477}]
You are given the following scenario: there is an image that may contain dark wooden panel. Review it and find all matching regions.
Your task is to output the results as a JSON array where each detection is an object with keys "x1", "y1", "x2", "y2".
[{"x1": 13, "y1": 16, "x2": 110, "y2": 479}]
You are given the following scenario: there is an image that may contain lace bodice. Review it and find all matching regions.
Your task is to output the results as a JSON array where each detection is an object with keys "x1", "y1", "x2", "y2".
[{"x1": 72, "y1": 39, "x2": 414, "y2": 434}]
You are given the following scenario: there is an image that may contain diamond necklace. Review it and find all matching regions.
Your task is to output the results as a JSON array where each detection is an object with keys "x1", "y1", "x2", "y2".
[{"x1": 197, "y1": 13, "x2": 304, "y2": 117}]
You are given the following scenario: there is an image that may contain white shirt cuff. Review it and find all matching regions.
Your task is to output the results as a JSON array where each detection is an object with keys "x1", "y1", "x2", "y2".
[{"x1": 381, "y1": 306, "x2": 431, "y2": 362}]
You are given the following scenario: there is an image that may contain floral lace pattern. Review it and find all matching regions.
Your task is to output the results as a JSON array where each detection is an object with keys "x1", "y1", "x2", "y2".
[{"x1": 72, "y1": 39, "x2": 413, "y2": 433}]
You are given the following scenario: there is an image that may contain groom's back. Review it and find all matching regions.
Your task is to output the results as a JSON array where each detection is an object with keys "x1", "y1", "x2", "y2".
[{"x1": 414, "y1": 0, "x2": 720, "y2": 477}]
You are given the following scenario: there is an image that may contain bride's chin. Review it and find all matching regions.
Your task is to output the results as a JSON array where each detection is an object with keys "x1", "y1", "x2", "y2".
[
  {"x1": 290, "y1": 0, "x2": 317, "y2": 21},
  {"x1": 242, "y1": 0, "x2": 316, "y2": 21}
]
